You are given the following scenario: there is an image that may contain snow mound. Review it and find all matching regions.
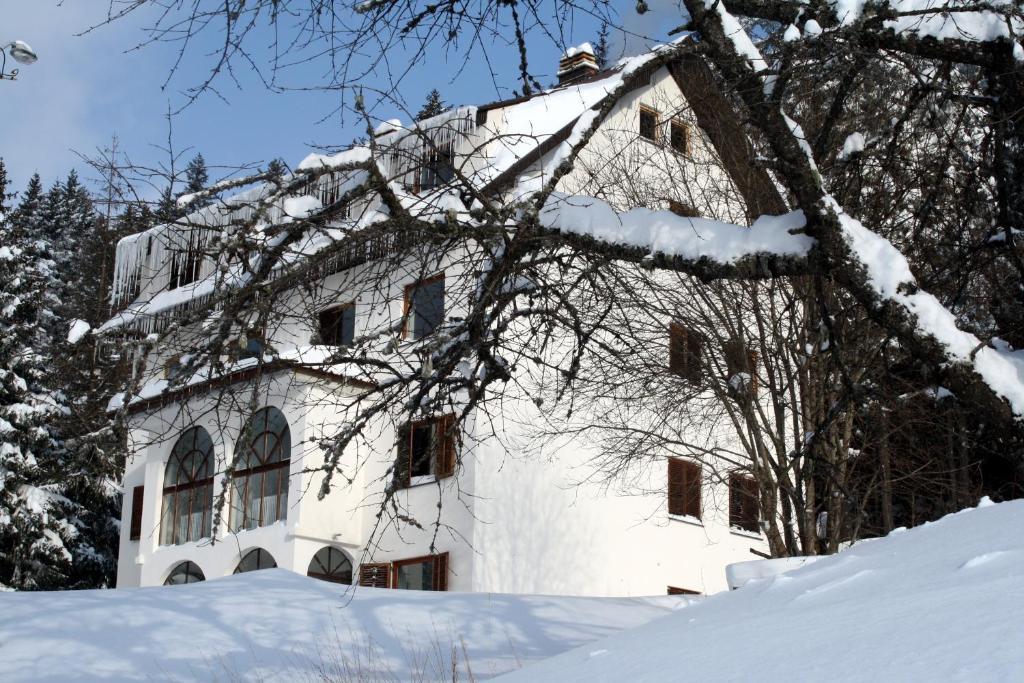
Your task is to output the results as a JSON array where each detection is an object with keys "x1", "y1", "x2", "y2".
[
  {"x1": 0, "y1": 570, "x2": 683, "y2": 681},
  {"x1": 499, "y1": 499, "x2": 1024, "y2": 682}
]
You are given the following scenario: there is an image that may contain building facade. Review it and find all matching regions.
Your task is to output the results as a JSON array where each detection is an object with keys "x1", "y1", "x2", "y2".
[{"x1": 109, "y1": 41, "x2": 777, "y2": 595}]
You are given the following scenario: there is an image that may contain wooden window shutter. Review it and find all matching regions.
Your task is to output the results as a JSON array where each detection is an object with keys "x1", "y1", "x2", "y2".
[
  {"x1": 129, "y1": 485, "x2": 144, "y2": 541},
  {"x1": 685, "y1": 329, "x2": 704, "y2": 383},
  {"x1": 669, "y1": 322, "x2": 702, "y2": 383},
  {"x1": 667, "y1": 586, "x2": 701, "y2": 596},
  {"x1": 724, "y1": 340, "x2": 760, "y2": 396},
  {"x1": 358, "y1": 562, "x2": 391, "y2": 588},
  {"x1": 435, "y1": 415, "x2": 457, "y2": 478},
  {"x1": 667, "y1": 459, "x2": 686, "y2": 516},
  {"x1": 668, "y1": 459, "x2": 701, "y2": 519},
  {"x1": 668, "y1": 323, "x2": 687, "y2": 377},
  {"x1": 729, "y1": 474, "x2": 760, "y2": 533},
  {"x1": 432, "y1": 552, "x2": 449, "y2": 591}
]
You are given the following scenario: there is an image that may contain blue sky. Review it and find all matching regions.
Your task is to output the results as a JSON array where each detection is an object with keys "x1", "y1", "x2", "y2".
[{"x1": 1, "y1": 2, "x2": 678, "y2": 199}]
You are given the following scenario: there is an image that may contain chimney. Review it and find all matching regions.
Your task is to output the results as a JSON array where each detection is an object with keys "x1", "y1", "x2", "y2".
[{"x1": 558, "y1": 43, "x2": 599, "y2": 85}]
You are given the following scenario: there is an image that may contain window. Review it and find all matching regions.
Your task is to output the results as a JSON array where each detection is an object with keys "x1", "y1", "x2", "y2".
[
  {"x1": 160, "y1": 427, "x2": 215, "y2": 546},
  {"x1": 670, "y1": 120, "x2": 691, "y2": 155},
  {"x1": 403, "y1": 274, "x2": 445, "y2": 340},
  {"x1": 237, "y1": 326, "x2": 266, "y2": 360},
  {"x1": 667, "y1": 458, "x2": 701, "y2": 519},
  {"x1": 358, "y1": 563, "x2": 391, "y2": 588},
  {"x1": 667, "y1": 586, "x2": 701, "y2": 596},
  {"x1": 396, "y1": 414, "x2": 457, "y2": 487},
  {"x1": 723, "y1": 340, "x2": 760, "y2": 396},
  {"x1": 169, "y1": 233, "x2": 203, "y2": 289},
  {"x1": 229, "y1": 407, "x2": 291, "y2": 532},
  {"x1": 392, "y1": 553, "x2": 449, "y2": 591},
  {"x1": 319, "y1": 303, "x2": 355, "y2": 347},
  {"x1": 234, "y1": 548, "x2": 277, "y2": 573},
  {"x1": 308, "y1": 547, "x2": 353, "y2": 584},
  {"x1": 669, "y1": 322, "x2": 703, "y2": 383},
  {"x1": 639, "y1": 106, "x2": 658, "y2": 142},
  {"x1": 129, "y1": 485, "x2": 144, "y2": 541},
  {"x1": 729, "y1": 474, "x2": 761, "y2": 533},
  {"x1": 417, "y1": 143, "x2": 456, "y2": 191},
  {"x1": 165, "y1": 561, "x2": 205, "y2": 585}
]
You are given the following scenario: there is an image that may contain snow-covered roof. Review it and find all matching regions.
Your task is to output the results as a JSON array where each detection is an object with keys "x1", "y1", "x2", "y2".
[{"x1": 101, "y1": 34, "x2": 743, "y2": 336}]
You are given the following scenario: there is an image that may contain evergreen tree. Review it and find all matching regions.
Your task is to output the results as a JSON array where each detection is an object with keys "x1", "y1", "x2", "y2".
[
  {"x1": 182, "y1": 153, "x2": 211, "y2": 210},
  {"x1": 0, "y1": 159, "x2": 75, "y2": 590},
  {"x1": 416, "y1": 89, "x2": 447, "y2": 121},
  {"x1": 594, "y1": 21, "x2": 611, "y2": 69},
  {"x1": 45, "y1": 171, "x2": 124, "y2": 588}
]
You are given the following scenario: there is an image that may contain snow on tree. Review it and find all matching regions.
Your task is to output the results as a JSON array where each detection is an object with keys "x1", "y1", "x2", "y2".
[{"x1": 0, "y1": 160, "x2": 75, "y2": 589}]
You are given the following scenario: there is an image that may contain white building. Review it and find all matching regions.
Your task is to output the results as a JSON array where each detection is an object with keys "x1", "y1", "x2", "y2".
[{"x1": 107, "y1": 40, "x2": 783, "y2": 596}]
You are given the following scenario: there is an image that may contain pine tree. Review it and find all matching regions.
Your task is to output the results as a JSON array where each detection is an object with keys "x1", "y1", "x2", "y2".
[
  {"x1": 416, "y1": 89, "x2": 447, "y2": 121},
  {"x1": 0, "y1": 159, "x2": 75, "y2": 590},
  {"x1": 45, "y1": 171, "x2": 124, "y2": 588},
  {"x1": 595, "y1": 21, "x2": 611, "y2": 69},
  {"x1": 182, "y1": 153, "x2": 211, "y2": 210}
]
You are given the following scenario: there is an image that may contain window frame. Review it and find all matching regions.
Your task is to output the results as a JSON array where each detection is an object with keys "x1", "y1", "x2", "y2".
[
  {"x1": 639, "y1": 105, "x2": 660, "y2": 143},
  {"x1": 402, "y1": 273, "x2": 446, "y2": 340},
  {"x1": 729, "y1": 473, "x2": 761, "y2": 534},
  {"x1": 390, "y1": 552, "x2": 449, "y2": 591},
  {"x1": 165, "y1": 561, "x2": 206, "y2": 585},
  {"x1": 307, "y1": 546, "x2": 354, "y2": 584},
  {"x1": 234, "y1": 547, "x2": 278, "y2": 574},
  {"x1": 160, "y1": 427, "x2": 215, "y2": 546},
  {"x1": 396, "y1": 413, "x2": 457, "y2": 488},
  {"x1": 670, "y1": 119, "x2": 691, "y2": 156},
  {"x1": 318, "y1": 301, "x2": 356, "y2": 347},
  {"x1": 667, "y1": 457, "x2": 702, "y2": 520},
  {"x1": 229, "y1": 407, "x2": 291, "y2": 532}
]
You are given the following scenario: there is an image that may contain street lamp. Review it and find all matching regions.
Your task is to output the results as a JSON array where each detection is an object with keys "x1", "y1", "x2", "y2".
[{"x1": 2, "y1": 40, "x2": 38, "y2": 80}]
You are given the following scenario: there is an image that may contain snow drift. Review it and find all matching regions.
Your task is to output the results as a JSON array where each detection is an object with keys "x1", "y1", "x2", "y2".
[
  {"x1": 501, "y1": 498, "x2": 1024, "y2": 682},
  {"x1": 0, "y1": 571, "x2": 684, "y2": 681}
]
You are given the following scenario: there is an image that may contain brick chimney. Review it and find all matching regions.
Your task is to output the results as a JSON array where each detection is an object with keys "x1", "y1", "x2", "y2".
[{"x1": 558, "y1": 43, "x2": 599, "y2": 85}]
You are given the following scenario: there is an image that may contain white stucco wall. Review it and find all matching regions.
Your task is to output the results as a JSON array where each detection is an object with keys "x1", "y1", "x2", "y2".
[{"x1": 116, "y1": 64, "x2": 771, "y2": 595}]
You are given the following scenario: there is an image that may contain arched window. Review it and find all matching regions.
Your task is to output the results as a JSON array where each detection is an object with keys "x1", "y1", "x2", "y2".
[
  {"x1": 234, "y1": 548, "x2": 277, "y2": 574},
  {"x1": 161, "y1": 427, "x2": 215, "y2": 545},
  {"x1": 164, "y1": 561, "x2": 205, "y2": 585},
  {"x1": 307, "y1": 547, "x2": 353, "y2": 584},
  {"x1": 229, "y1": 407, "x2": 291, "y2": 532}
]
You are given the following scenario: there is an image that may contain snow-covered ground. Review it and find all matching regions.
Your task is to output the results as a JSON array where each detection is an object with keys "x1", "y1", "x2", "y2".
[
  {"x1": 2, "y1": 499, "x2": 1022, "y2": 681},
  {"x1": 502, "y1": 498, "x2": 1024, "y2": 682},
  {"x1": 0, "y1": 570, "x2": 685, "y2": 681}
]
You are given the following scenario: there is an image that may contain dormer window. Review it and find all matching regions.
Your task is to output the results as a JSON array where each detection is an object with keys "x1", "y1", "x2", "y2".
[
  {"x1": 169, "y1": 244, "x2": 202, "y2": 289},
  {"x1": 417, "y1": 144, "x2": 455, "y2": 192},
  {"x1": 319, "y1": 303, "x2": 355, "y2": 347},
  {"x1": 404, "y1": 274, "x2": 445, "y2": 340},
  {"x1": 639, "y1": 106, "x2": 659, "y2": 142}
]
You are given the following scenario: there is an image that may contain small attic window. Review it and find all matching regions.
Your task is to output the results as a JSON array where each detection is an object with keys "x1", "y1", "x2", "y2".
[
  {"x1": 670, "y1": 120, "x2": 691, "y2": 155},
  {"x1": 417, "y1": 144, "x2": 455, "y2": 192},
  {"x1": 639, "y1": 106, "x2": 658, "y2": 142}
]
